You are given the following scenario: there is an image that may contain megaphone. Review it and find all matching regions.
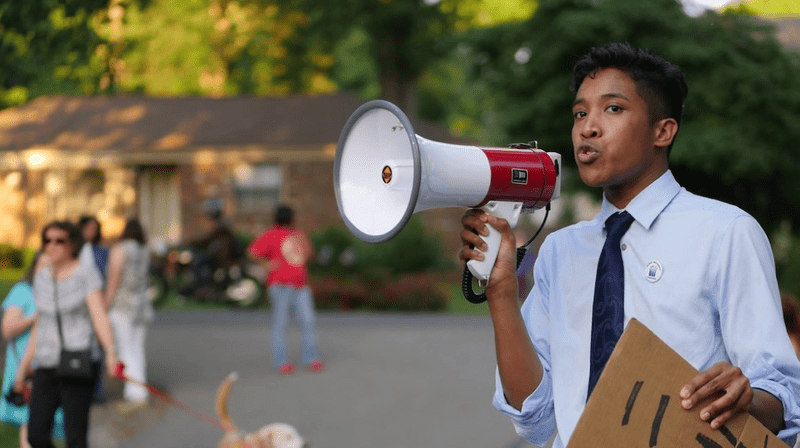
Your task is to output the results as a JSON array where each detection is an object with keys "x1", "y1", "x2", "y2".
[{"x1": 334, "y1": 100, "x2": 561, "y2": 301}]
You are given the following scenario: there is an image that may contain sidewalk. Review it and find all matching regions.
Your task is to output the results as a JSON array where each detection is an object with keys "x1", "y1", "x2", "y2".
[
  {"x1": 86, "y1": 310, "x2": 542, "y2": 448},
  {"x1": 88, "y1": 376, "x2": 167, "y2": 447}
]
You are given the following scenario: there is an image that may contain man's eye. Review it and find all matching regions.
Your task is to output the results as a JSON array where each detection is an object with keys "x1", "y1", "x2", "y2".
[
  {"x1": 607, "y1": 105, "x2": 622, "y2": 112},
  {"x1": 573, "y1": 111, "x2": 586, "y2": 119}
]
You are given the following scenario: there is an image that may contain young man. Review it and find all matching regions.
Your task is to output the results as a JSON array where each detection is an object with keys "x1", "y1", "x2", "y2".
[
  {"x1": 248, "y1": 204, "x2": 324, "y2": 375},
  {"x1": 459, "y1": 43, "x2": 800, "y2": 447}
]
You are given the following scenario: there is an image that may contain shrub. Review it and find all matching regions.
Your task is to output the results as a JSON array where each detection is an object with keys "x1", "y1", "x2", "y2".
[
  {"x1": 233, "y1": 231, "x2": 255, "y2": 259},
  {"x1": 308, "y1": 226, "x2": 362, "y2": 278},
  {"x1": 0, "y1": 244, "x2": 23, "y2": 269},
  {"x1": 312, "y1": 277, "x2": 372, "y2": 311},
  {"x1": 311, "y1": 272, "x2": 449, "y2": 312},
  {"x1": 308, "y1": 217, "x2": 456, "y2": 312},
  {"x1": 309, "y1": 216, "x2": 455, "y2": 278}
]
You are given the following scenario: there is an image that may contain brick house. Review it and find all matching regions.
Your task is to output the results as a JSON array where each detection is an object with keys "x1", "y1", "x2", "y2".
[{"x1": 0, "y1": 93, "x2": 469, "y2": 251}]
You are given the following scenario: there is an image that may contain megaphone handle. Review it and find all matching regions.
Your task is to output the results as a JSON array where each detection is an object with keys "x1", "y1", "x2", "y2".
[
  {"x1": 462, "y1": 223, "x2": 500, "y2": 305},
  {"x1": 463, "y1": 245, "x2": 529, "y2": 304},
  {"x1": 466, "y1": 223, "x2": 501, "y2": 287}
]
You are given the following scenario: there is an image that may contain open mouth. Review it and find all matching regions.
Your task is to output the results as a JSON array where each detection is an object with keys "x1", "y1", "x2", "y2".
[{"x1": 576, "y1": 144, "x2": 599, "y2": 163}]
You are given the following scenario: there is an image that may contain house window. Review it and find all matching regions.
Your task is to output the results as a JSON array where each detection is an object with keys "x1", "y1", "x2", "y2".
[{"x1": 233, "y1": 163, "x2": 282, "y2": 213}]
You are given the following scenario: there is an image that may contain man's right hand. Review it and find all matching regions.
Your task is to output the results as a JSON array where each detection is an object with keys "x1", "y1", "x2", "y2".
[{"x1": 459, "y1": 209, "x2": 519, "y2": 310}]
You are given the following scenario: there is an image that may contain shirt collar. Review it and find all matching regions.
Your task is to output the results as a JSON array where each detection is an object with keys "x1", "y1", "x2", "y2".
[{"x1": 598, "y1": 170, "x2": 681, "y2": 230}]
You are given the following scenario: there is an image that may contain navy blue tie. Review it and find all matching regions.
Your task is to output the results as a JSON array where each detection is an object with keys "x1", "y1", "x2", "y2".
[{"x1": 588, "y1": 211, "x2": 635, "y2": 398}]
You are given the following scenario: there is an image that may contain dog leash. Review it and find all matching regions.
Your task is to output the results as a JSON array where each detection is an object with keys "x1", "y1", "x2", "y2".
[{"x1": 113, "y1": 363, "x2": 226, "y2": 431}]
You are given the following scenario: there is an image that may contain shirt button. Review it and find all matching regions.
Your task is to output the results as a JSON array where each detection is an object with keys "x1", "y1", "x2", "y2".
[{"x1": 621, "y1": 243, "x2": 627, "y2": 251}]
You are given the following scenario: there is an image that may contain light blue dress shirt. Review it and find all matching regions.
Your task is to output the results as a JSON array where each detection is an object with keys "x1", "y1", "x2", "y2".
[{"x1": 493, "y1": 170, "x2": 800, "y2": 447}]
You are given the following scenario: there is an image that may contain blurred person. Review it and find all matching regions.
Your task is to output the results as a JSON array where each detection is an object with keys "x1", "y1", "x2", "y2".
[
  {"x1": 14, "y1": 221, "x2": 119, "y2": 448},
  {"x1": 78, "y1": 215, "x2": 109, "y2": 403},
  {"x1": 1, "y1": 251, "x2": 65, "y2": 447},
  {"x1": 195, "y1": 200, "x2": 239, "y2": 265},
  {"x1": 104, "y1": 218, "x2": 152, "y2": 414},
  {"x1": 189, "y1": 200, "x2": 240, "y2": 294},
  {"x1": 248, "y1": 205, "x2": 323, "y2": 375},
  {"x1": 77, "y1": 216, "x2": 108, "y2": 282},
  {"x1": 460, "y1": 42, "x2": 800, "y2": 446}
]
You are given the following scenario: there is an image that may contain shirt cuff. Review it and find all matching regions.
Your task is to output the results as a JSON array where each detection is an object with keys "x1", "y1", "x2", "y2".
[
  {"x1": 746, "y1": 354, "x2": 800, "y2": 444},
  {"x1": 492, "y1": 366, "x2": 557, "y2": 445}
]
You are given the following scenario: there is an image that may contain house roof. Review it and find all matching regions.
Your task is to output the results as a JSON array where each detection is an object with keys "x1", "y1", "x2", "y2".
[{"x1": 0, "y1": 93, "x2": 470, "y2": 168}]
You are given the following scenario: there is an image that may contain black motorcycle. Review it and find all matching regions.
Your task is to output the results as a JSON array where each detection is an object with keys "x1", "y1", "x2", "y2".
[{"x1": 148, "y1": 245, "x2": 264, "y2": 308}]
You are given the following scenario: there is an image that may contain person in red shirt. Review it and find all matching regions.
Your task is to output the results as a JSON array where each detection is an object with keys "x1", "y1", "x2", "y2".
[{"x1": 248, "y1": 205, "x2": 323, "y2": 375}]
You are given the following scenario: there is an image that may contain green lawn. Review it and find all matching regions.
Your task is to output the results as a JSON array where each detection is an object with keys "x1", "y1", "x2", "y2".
[
  {"x1": 0, "y1": 269, "x2": 25, "y2": 301},
  {"x1": 445, "y1": 282, "x2": 492, "y2": 315},
  {"x1": 0, "y1": 422, "x2": 64, "y2": 447},
  {"x1": 0, "y1": 423, "x2": 19, "y2": 447}
]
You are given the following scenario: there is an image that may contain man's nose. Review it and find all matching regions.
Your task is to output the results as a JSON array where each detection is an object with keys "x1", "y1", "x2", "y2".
[{"x1": 579, "y1": 115, "x2": 600, "y2": 139}]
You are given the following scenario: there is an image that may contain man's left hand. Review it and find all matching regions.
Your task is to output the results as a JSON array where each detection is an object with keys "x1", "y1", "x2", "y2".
[{"x1": 680, "y1": 361, "x2": 753, "y2": 429}]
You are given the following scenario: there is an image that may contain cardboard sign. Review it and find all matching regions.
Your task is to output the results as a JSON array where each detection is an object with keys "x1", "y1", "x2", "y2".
[{"x1": 568, "y1": 319, "x2": 788, "y2": 448}]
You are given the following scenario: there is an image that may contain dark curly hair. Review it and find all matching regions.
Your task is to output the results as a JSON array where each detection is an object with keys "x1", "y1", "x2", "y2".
[
  {"x1": 571, "y1": 42, "x2": 688, "y2": 154},
  {"x1": 274, "y1": 204, "x2": 294, "y2": 226}
]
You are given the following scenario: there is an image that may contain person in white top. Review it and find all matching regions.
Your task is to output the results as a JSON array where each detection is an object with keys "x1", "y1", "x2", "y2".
[
  {"x1": 459, "y1": 42, "x2": 800, "y2": 447},
  {"x1": 105, "y1": 218, "x2": 153, "y2": 414}
]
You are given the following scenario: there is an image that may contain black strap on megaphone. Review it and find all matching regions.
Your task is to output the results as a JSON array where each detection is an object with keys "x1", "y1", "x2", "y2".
[{"x1": 462, "y1": 203, "x2": 550, "y2": 304}]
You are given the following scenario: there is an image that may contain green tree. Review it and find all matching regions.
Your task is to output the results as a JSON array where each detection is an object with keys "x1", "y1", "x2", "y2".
[
  {"x1": 429, "y1": 0, "x2": 800, "y2": 234},
  {"x1": 94, "y1": 0, "x2": 336, "y2": 96},
  {"x1": 270, "y1": 0, "x2": 454, "y2": 110},
  {"x1": 272, "y1": 0, "x2": 536, "y2": 111},
  {"x1": 0, "y1": 0, "x2": 109, "y2": 108}
]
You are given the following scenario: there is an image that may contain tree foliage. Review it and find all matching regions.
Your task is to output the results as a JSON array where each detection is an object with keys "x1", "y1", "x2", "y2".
[
  {"x1": 423, "y1": 0, "x2": 800, "y2": 234},
  {"x1": 268, "y1": 0, "x2": 453, "y2": 110},
  {"x1": 92, "y1": 0, "x2": 336, "y2": 96},
  {"x1": 1, "y1": 0, "x2": 537, "y2": 105},
  {"x1": 270, "y1": 0, "x2": 536, "y2": 110},
  {"x1": 0, "y1": 0, "x2": 109, "y2": 107}
]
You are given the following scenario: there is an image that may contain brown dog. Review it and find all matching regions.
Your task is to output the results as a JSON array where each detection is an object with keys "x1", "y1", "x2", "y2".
[{"x1": 216, "y1": 372, "x2": 306, "y2": 448}]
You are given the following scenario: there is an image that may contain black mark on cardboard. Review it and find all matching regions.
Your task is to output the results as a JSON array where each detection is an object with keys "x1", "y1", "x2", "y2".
[
  {"x1": 650, "y1": 394, "x2": 670, "y2": 447},
  {"x1": 719, "y1": 425, "x2": 737, "y2": 446},
  {"x1": 622, "y1": 381, "x2": 644, "y2": 426},
  {"x1": 696, "y1": 433, "x2": 724, "y2": 448}
]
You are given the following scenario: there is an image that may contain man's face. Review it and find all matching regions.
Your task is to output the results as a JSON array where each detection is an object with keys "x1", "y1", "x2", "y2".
[{"x1": 571, "y1": 68, "x2": 667, "y2": 201}]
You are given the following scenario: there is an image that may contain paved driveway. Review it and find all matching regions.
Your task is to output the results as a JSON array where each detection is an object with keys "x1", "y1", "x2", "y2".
[{"x1": 91, "y1": 310, "x2": 543, "y2": 448}]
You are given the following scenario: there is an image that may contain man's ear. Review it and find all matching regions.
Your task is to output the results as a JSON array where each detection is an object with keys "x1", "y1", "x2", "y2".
[{"x1": 653, "y1": 118, "x2": 678, "y2": 149}]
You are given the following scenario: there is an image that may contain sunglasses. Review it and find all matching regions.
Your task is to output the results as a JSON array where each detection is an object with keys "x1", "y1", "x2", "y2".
[{"x1": 43, "y1": 238, "x2": 68, "y2": 245}]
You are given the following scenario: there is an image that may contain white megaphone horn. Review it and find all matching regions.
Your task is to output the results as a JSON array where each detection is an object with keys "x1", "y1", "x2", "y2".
[{"x1": 334, "y1": 100, "x2": 561, "y2": 302}]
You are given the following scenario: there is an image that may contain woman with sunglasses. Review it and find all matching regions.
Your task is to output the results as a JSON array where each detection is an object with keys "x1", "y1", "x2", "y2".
[{"x1": 13, "y1": 221, "x2": 118, "y2": 448}]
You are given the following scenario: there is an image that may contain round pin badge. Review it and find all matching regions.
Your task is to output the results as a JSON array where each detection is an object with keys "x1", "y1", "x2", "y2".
[{"x1": 645, "y1": 261, "x2": 663, "y2": 282}]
